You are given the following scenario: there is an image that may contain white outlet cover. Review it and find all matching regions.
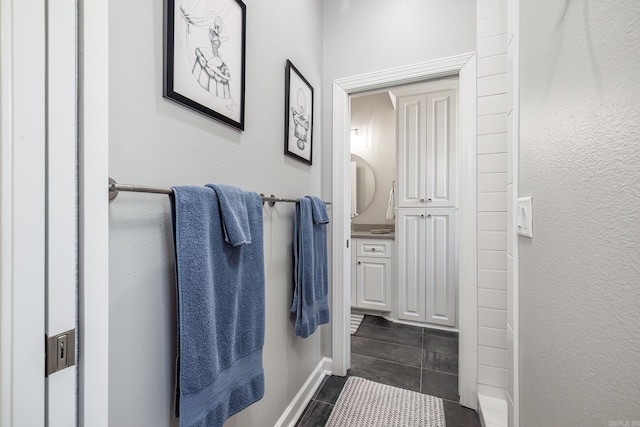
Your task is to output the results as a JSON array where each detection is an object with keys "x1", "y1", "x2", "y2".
[{"x1": 517, "y1": 196, "x2": 533, "y2": 238}]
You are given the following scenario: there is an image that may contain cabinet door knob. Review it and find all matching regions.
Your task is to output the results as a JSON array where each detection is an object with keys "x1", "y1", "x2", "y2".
[
  {"x1": 421, "y1": 214, "x2": 425, "y2": 218},
  {"x1": 371, "y1": 248, "x2": 376, "y2": 251},
  {"x1": 420, "y1": 198, "x2": 425, "y2": 202},
  {"x1": 357, "y1": 261, "x2": 362, "y2": 265},
  {"x1": 427, "y1": 198, "x2": 432, "y2": 202},
  {"x1": 427, "y1": 214, "x2": 432, "y2": 218}
]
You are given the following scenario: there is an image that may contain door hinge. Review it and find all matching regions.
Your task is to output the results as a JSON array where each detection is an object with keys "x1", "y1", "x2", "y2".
[
  {"x1": 346, "y1": 239, "x2": 349, "y2": 248},
  {"x1": 46, "y1": 329, "x2": 76, "y2": 377}
]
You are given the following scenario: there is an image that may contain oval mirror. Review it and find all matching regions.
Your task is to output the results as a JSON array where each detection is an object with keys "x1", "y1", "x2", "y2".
[{"x1": 350, "y1": 153, "x2": 376, "y2": 216}]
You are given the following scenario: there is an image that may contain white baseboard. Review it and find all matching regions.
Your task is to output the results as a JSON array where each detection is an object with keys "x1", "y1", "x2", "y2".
[
  {"x1": 274, "y1": 357, "x2": 332, "y2": 427},
  {"x1": 477, "y1": 393, "x2": 508, "y2": 427}
]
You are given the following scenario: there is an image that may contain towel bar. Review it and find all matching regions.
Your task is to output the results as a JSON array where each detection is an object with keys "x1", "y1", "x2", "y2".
[{"x1": 108, "y1": 178, "x2": 331, "y2": 206}]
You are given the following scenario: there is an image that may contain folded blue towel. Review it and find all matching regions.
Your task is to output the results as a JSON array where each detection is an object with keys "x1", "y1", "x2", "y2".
[
  {"x1": 206, "y1": 183, "x2": 252, "y2": 247},
  {"x1": 291, "y1": 196, "x2": 330, "y2": 338},
  {"x1": 171, "y1": 186, "x2": 265, "y2": 427}
]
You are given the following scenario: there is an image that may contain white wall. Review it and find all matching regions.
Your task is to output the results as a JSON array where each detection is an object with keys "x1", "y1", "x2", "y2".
[
  {"x1": 518, "y1": 0, "x2": 640, "y2": 425},
  {"x1": 350, "y1": 92, "x2": 396, "y2": 226},
  {"x1": 108, "y1": 1, "x2": 325, "y2": 425},
  {"x1": 476, "y1": 0, "x2": 509, "y2": 400},
  {"x1": 322, "y1": 0, "x2": 476, "y2": 196}
]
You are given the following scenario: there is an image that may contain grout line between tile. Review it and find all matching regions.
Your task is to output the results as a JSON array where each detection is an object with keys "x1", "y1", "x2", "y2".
[
  {"x1": 351, "y1": 350, "x2": 422, "y2": 369},
  {"x1": 354, "y1": 334, "x2": 423, "y2": 350},
  {"x1": 422, "y1": 366, "x2": 459, "y2": 377},
  {"x1": 352, "y1": 352, "x2": 423, "y2": 370},
  {"x1": 420, "y1": 330, "x2": 424, "y2": 393}
]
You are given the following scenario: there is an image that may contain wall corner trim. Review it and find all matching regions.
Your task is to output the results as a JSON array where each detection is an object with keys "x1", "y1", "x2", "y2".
[{"x1": 274, "y1": 357, "x2": 333, "y2": 427}]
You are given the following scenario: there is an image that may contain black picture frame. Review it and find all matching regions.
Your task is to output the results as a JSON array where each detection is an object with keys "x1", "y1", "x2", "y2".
[
  {"x1": 164, "y1": 0, "x2": 246, "y2": 131},
  {"x1": 284, "y1": 60, "x2": 314, "y2": 165}
]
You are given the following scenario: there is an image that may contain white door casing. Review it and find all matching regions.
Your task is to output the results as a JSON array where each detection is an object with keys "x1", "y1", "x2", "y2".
[
  {"x1": 331, "y1": 54, "x2": 478, "y2": 409},
  {"x1": 46, "y1": 0, "x2": 79, "y2": 424},
  {"x1": 78, "y1": 0, "x2": 110, "y2": 424},
  {"x1": 1, "y1": 1, "x2": 80, "y2": 425},
  {"x1": 1, "y1": 1, "x2": 111, "y2": 426},
  {"x1": 1, "y1": 0, "x2": 47, "y2": 425}
]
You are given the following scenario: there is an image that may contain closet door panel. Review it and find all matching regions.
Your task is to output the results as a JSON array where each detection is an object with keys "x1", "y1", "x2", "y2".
[
  {"x1": 397, "y1": 95, "x2": 427, "y2": 208},
  {"x1": 397, "y1": 209, "x2": 426, "y2": 322},
  {"x1": 425, "y1": 209, "x2": 457, "y2": 326},
  {"x1": 426, "y1": 90, "x2": 457, "y2": 208}
]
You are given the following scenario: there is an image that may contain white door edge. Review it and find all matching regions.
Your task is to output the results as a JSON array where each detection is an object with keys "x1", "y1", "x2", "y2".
[
  {"x1": 78, "y1": 1, "x2": 110, "y2": 425},
  {"x1": 330, "y1": 53, "x2": 477, "y2": 407}
]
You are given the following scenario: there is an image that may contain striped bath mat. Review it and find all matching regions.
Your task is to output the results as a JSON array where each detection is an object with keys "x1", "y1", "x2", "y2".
[
  {"x1": 350, "y1": 313, "x2": 364, "y2": 335},
  {"x1": 326, "y1": 377, "x2": 445, "y2": 427}
]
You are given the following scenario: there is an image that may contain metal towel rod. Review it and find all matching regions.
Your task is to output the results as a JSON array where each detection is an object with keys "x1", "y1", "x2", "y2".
[{"x1": 108, "y1": 178, "x2": 331, "y2": 207}]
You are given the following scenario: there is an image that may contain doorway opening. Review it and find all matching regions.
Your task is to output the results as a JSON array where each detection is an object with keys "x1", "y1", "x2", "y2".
[{"x1": 330, "y1": 53, "x2": 478, "y2": 409}]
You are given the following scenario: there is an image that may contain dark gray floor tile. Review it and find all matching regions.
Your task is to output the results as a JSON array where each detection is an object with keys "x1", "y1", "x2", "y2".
[
  {"x1": 423, "y1": 350, "x2": 459, "y2": 375},
  {"x1": 351, "y1": 336, "x2": 423, "y2": 367},
  {"x1": 443, "y1": 400, "x2": 482, "y2": 427},
  {"x1": 422, "y1": 369, "x2": 459, "y2": 401},
  {"x1": 423, "y1": 333, "x2": 458, "y2": 355},
  {"x1": 295, "y1": 401, "x2": 334, "y2": 427},
  {"x1": 355, "y1": 324, "x2": 423, "y2": 348},
  {"x1": 423, "y1": 327, "x2": 459, "y2": 339},
  {"x1": 311, "y1": 375, "x2": 328, "y2": 400},
  {"x1": 350, "y1": 353, "x2": 421, "y2": 392},
  {"x1": 314, "y1": 375, "x2": 347, "y2": 405},
  {"x1": 362, "y1": 315, "x2": 424, "y2": 333}
]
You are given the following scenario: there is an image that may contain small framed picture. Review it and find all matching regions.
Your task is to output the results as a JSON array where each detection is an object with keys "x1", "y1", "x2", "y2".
[
  {"x1": 164, "y1": 0, "x2": 246, "y2": 130},
  {"x1": 284, "y1": 60, "x2": 314, "y2": 165}
]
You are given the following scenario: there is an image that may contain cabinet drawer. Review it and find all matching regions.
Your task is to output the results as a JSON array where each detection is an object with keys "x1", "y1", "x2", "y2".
[{"x1": 357, "y1": 240, "x2": 392, "y2": 258}]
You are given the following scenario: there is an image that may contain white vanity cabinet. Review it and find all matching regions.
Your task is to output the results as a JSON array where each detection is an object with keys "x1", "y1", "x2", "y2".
[
  {"x1": 397, "y1": 209, "x2": 457, "y2": 327},
  {"x1": 397, "y1": 90, "x2": 457, "y2": 209},
  {"x1": 351, "y1": 238, "x2": 394, "y2": 312}
]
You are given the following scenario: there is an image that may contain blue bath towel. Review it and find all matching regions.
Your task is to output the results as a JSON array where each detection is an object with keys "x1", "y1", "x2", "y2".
[
  {"x1": 206, "y1": 183, "x2": 252, "y2": 247},
  {"x1": 291, "y1": 196, "x2": 330, "y2": 338},
  {"x1": 171, "y1": 185, "x2": 265, "y2": 427}
]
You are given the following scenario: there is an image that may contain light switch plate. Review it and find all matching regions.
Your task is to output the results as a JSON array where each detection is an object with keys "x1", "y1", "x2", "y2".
[{"x1": 517, "y1": 196, "x2": 533, "y2": 238}]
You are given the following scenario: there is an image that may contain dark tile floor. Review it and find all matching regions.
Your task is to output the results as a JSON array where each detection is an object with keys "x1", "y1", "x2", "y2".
[{"x1": 295, "y1": 315, "x2": 481, "y2": 426}]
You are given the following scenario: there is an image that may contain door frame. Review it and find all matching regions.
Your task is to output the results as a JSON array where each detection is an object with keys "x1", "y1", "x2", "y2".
[
  {"x1": 0, "y1": 0, "x2": 47, "y2": 424},
  {"x1": 0, "y1": 1, "x2": 109, "y2": 425},
  {"x1": 78, "y1": 0, "x2": 110, "y2": 425},
  {"x1": 331, "y1": 53, "x2": 478, "y2": 409}
]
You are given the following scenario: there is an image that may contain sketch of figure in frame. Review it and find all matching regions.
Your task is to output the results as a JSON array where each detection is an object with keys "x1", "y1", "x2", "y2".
[
  {"x1": 285, "y1": 60, "x2": 314, "y2": 165},
  {"x1": 291, "y1": 88, "x2": 310, "y2": 151},
  {"x1": 166, "y1": 0, "x2": 246, "y2": 129}
]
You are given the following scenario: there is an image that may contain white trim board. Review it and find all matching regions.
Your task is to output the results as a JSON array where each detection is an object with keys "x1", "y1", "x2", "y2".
[
  {"x1": 1, "y1": 0, "x2": 47, "y2": 425},
  {"x1": 78, "y1": 0, "x2": 110, "y2": 425},
  {"x1": 274, "y1": 357, "x2": 332, "y2": 427},
  {"x1": 330, "y1": 53, "x2": 478, "y2": 409}
]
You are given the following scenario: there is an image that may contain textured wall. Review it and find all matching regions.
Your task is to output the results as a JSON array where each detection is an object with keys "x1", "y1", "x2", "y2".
[
  {"x1": 108, "y1": 0, "x2": 325, "y2": 425},
  {"x1": 519, "y1": 0, "x2": 640, "y2": 424},
  {"x1": 350, "y1": 93, "x2": 396, "y2": 226}
]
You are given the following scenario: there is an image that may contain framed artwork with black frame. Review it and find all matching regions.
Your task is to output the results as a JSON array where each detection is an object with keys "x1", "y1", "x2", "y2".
[
  {"x1": 164, "y1": 0, "x2": 246, "y2": 131},
  {"x1": 284, "y1": 60, "x2": 314, "y2": 165}
]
